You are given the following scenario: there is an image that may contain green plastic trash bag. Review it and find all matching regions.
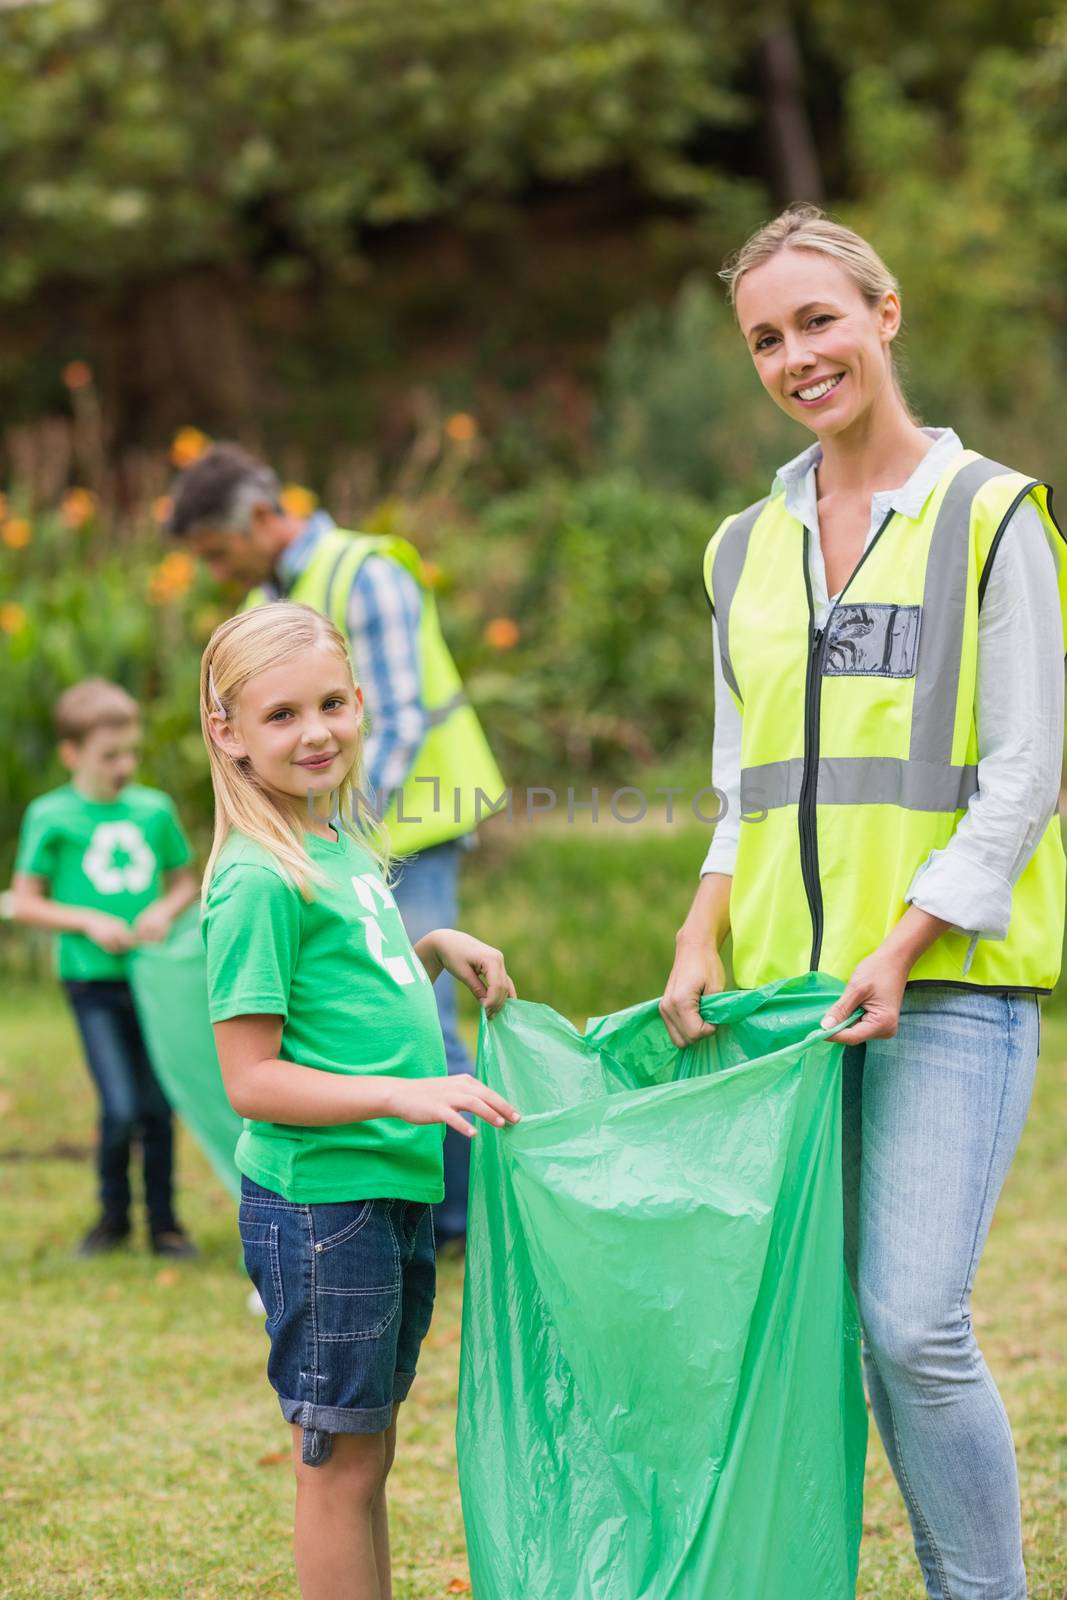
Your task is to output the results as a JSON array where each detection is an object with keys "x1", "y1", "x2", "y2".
[
  {"x1": 458, "y1": 973, "x2": 867, "y2": 1600},
  {"x1": 128, "y1": 904, "x2": 241, "y2": 1198}
]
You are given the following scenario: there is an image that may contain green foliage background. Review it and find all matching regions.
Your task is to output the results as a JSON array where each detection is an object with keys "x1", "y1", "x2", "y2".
[
  {"x1": 2, "y1": 0, "x2": 1066, "y2": 453},
  {"x1": 0, "y1": 0, "x2": 752, "y2": 297},
  {"x1": 4, "y1": 0, "x2": 1067, "y2": 874}
]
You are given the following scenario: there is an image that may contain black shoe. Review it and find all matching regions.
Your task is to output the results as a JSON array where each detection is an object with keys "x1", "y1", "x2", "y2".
[
  {"x1": 76, "y1": 1215, "x2": 131, "y2": 1257},
  {"x1": 149, "y1": 1224, "x2": 198, "y2": 1259}
]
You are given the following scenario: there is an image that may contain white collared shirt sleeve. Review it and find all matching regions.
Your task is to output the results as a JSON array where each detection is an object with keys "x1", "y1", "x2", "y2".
[
  {"x1": 346, "y1": 556, "x2": 426, "y2": 806},
  {"x1": 905, "y1": 501, "x2": 1064, "y2": 943},
  {"x1": 700, "y1": 621, "x2": 742, "y2": 877}
]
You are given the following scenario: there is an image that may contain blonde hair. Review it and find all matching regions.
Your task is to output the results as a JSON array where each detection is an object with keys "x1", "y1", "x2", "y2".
[
  {"x1": 54, "y1": 678, "x2": 139, "y2": 743},
  {"x1": 720, "y1": 203, "x2": 899, "y2": 308},
  {"x1": 199, "y1": 603, "x2": 390, "y2": 904}
]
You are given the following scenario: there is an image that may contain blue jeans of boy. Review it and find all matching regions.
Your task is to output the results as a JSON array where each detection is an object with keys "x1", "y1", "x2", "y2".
[
  {"x1": 842, "y1": 985, "x2": 1038, "y2": 1600},
  {"x1": 391, "y1": 839, "x2": 473, "y2": 1242},
  {"x1": 64, "y1": 979, "x2": 176, "y2": 1229}
]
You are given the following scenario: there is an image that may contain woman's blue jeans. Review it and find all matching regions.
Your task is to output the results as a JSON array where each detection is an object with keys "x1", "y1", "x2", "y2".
[
  {"x1": 842, "y1": 985, "x2": 1038, "y2": 1600},
  {"x1": 390, "y1": 839, "x2": 473, "y2": 1241}
]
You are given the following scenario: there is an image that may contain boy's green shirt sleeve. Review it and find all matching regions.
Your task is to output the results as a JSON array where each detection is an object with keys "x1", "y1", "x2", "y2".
[
  {"x1": 14, "y1": 802, "x2": 58, "y2": 882},
  {"x1": 203, "y1": 864, "x2": 302, "y2": 1022},
  {"x1": 158, "y1": 799, "x2": 193, "y2": 872}
]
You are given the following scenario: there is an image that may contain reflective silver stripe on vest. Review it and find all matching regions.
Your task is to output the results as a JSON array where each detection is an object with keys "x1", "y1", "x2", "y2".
[
  {"x1": 425, "y1": 689, "x2": 468, "y2": 730},
  {"x1": 710, "y1": 497, "x2": 768, "y2": 701},
  {"x1": 324, "y1": 542, "x2": 359, "y2": 627},
  {"x1": 740, "y1": 756, "x2": 978, "y2": 815},
  {"x1": 908, "y1": 456, "x2": 1011, "y2": 766}
]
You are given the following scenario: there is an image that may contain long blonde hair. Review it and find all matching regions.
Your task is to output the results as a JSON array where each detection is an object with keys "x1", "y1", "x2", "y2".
[
  {"x1": 199, "y1": 603, "x2": 390, "y2": 904},
  {"x1": 721, "y1": 203, "x2": 916, "y2": 416}
]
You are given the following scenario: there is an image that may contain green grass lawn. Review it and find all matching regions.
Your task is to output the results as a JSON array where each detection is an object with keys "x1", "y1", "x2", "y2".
[{"x1": 1, "y1": 821, "x2": 1064, "y2": 1597}]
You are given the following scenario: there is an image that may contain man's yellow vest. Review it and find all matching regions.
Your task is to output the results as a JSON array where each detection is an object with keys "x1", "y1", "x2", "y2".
[
  {"x1": 243, "y1": 528, "x2": 505, "y2": 856},
  {"x1": 704, "y1": 451, "x2": 1067, "y2": 992}
]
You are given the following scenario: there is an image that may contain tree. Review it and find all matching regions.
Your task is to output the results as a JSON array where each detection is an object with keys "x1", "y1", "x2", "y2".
[
  {"x1": 0, "y1": 0, "x2": 756, "y2": 301},
  {"x1": 840, "y1": 5, "x2": 1067, "y2": 477}
]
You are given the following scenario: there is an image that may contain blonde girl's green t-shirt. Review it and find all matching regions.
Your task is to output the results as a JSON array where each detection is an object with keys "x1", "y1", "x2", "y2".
[{"x1": 201, "y1": 828, "x2": 447, "y2": 1204}]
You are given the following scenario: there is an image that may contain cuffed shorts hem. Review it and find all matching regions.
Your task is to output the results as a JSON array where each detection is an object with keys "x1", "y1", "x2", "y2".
[
  {"x1": 280, "y1": 1395, "x2": 397, "y2": 1436},
  {"x1": 281, "y1": 1394, "x2": 409, "y2": 1466}
]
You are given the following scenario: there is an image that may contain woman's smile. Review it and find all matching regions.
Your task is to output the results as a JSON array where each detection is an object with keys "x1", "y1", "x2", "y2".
[{"x1": 792, "y1": 371, "x2": 846, "y2": 406}]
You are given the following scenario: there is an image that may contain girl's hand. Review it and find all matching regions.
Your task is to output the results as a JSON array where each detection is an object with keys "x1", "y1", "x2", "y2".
[
  {"x1": 660, "y1": 941, "x2": 726, "y2": 1047},
  {"x1": 819, "y1": 948, "x2": 909, "y2": 1045},
  {"x1": 419, "y1": 929, "x2": 517, "y2": 1019},
  {"x1": 385, "y1": 1074, "x2": 521, "y2": 1139}
]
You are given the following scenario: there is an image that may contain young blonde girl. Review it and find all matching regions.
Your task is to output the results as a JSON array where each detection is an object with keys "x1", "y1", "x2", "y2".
[{"x1": 199, "y1": 602, "x2": 519, "y2": 1600}]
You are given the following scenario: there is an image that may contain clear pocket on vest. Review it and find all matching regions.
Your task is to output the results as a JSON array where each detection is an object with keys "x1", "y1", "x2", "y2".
[{"x1": 823, "y1": 603, "x2": 921, "y2": 678}]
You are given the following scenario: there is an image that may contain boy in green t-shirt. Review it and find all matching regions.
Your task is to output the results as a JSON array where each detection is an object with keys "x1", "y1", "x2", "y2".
[{"x1": 11, "y1": 678, "x2": 200, "y2": 1257}]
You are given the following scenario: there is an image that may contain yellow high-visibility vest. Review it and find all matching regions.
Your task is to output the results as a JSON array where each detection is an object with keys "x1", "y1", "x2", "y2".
[
  {"x1": 243, "y1": 528, "x2": 505, "y2": 855},
  {"x1": 704, "y1": 451, "x2": 1067, "y2": 991}
]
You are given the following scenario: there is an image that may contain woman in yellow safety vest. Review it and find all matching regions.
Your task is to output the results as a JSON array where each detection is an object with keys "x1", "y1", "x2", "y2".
[{"x1": 662, "y1": 205, "x2": 1066, "y2": 1600}]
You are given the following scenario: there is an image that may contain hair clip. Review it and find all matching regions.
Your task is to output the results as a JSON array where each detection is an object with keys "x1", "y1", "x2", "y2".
[{"x1": 207, "y1": 667, "x2": 227, "y2": 719}]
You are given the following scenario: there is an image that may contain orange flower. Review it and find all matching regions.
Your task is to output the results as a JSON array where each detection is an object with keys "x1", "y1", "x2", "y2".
[
  {"x1": 445, "y1": 412, "x2": 478, "y2": 443},
  {"x1": 170, "y1": 426, "x2": 211, "y2": 468},
  {"x1": 420, "y1": 559, "x2": 443, "y2": 589},
  {"x1": 152, "y1": 495, "x2": 173, "y2": 525},
  {"x1": 62, "y1": 360, "x2": 93, "y2": 390},
  {"x1": 61, "y1": 487, "x2": 98, "y2": 529},
  {"x1": 2, "y1": 518, "x2": 31, "y2": 549},
  {"x1": 280, "y1": 483, "x2": 318, "y2": 518},
  {"x1": 148, "y1": 550, "x2": 196, "y2": 604},
  {"x1": 485, "y1": 616, "x2": 519, "y2": 650},
  {"x1": 0, "y1": 602, "x2": 27, "y2": 634}
]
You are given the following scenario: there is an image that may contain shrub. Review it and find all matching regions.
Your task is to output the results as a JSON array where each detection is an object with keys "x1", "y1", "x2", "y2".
[
  {"x1": 2, "y1": 467, "x2": 732, "y2": 893},
  {"x1": 1, "y1": 502, "x2": 220, "y2": 882},
  {"x1": 441, "y1": 471, "x2": 726, "y2": 781},
  {"x1": 600, "y1": 275, "x2": 796, "y2": 503}
]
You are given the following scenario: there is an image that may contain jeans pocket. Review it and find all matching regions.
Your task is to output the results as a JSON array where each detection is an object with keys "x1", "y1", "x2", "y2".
[
  {"x1": 313, "y1": 1200, "x2": 401, "y2": 1343},
  {"x1": 315, "y1": 1199, "x2": 375, "y2": 1253},
  {"x1": 239, "y1": 1219, "x2": 284, "y2": 1326}
]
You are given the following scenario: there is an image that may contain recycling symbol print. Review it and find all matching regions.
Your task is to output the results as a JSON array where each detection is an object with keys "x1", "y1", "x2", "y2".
[{"x1": 82, "y1": 822, "x2": 157, "y2": 896}]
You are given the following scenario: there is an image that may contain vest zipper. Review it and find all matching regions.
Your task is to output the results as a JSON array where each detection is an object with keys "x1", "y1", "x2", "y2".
[
  {"x1": 799, "y1": 543, "x2": 825, "y2": 969},
  {"x1": 798, "y1": 510, "x2": 897, "y2": 971}
]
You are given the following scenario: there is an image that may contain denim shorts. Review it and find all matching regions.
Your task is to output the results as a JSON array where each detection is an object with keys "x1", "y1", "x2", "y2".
[{"x1": 239, "y1": 1176, "x2": 436, "y2": 1466}]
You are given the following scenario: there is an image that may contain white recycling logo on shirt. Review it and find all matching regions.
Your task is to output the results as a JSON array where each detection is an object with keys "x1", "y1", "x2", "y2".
[
  {"x1": 351, "y1": 872, "x2": 432, "y2": 988},
  {"x1": 82, "y1": 822, "x2": 157, "y2": 896}
]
